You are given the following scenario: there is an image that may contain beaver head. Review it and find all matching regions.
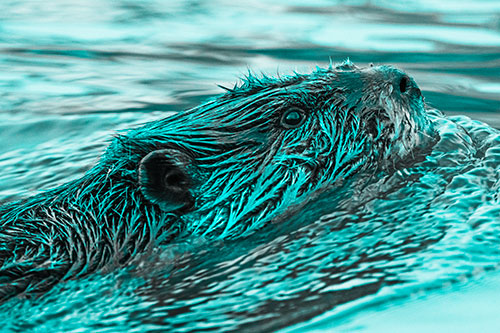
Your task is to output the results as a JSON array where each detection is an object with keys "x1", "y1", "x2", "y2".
[{"x1": 104, "y1": 60, "x2": 432, "y2": 239}]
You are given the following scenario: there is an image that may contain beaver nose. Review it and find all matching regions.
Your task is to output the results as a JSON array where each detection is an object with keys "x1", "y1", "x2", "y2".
[
  {"x1": 399, "y1": 75, "x2": 410, "y2": 93},
  {"x1": 395, "y1": 72, "x2": 421, "y2": 97}
]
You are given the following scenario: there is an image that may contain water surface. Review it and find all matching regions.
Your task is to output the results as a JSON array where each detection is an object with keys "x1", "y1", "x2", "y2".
[{"x1": 0, "y1": 0, "x2": 499, "y2": 331}]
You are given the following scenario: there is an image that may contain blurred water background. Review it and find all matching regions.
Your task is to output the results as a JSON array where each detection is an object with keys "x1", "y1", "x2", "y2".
[{"x1": 0, "y1": 0, "x2": 499, "y2": 332}]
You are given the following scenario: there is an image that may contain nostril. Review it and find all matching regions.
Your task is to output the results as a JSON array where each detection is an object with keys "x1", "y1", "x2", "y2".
[{"x1": 399, "y1": 75, "x2": 410, "y2": 93}]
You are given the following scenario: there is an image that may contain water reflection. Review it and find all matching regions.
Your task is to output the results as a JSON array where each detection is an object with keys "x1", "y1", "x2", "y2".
[{"x1": 0, "y1": 0, "x2": 499, "y2": 331}]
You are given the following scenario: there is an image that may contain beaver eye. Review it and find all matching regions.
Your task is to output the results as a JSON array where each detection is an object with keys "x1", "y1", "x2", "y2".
[{"x1": 281, "y1": 108, "x2": 306, "y2": 128}]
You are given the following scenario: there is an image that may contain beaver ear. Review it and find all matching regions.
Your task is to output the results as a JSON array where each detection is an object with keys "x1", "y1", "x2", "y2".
[{"x1": 138, "y1": 149, "x2": 194, "y2": 212}]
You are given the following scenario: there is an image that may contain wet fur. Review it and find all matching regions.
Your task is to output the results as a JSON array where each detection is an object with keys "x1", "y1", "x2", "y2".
[{"x1": 0, "y1": 61, "x2": 433, "y2": 301}]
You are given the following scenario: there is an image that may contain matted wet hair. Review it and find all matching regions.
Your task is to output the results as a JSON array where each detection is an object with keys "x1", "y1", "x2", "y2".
[{"x1": 0, "y1": 61, "x2": 432, "y2": 300}]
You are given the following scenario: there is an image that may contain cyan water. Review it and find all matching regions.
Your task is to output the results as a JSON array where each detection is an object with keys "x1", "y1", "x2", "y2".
[{"x1": 0, "y1": 1, "x2": 500, "y2": 332}]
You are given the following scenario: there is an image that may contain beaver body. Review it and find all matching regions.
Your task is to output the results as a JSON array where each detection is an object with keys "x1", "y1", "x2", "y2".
[{"x1": 0, "y1": 61, "x2": 433, "y2": 301}]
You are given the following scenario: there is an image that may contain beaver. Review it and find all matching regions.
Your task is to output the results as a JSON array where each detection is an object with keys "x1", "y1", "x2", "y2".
[{"x1": 0, "y1": 60, "x2": 433, "y2": 301}]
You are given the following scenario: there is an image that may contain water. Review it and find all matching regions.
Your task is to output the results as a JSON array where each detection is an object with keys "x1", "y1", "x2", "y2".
[{"x1": 0, "y1": 0, "x2": 499, "y2": 331}]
